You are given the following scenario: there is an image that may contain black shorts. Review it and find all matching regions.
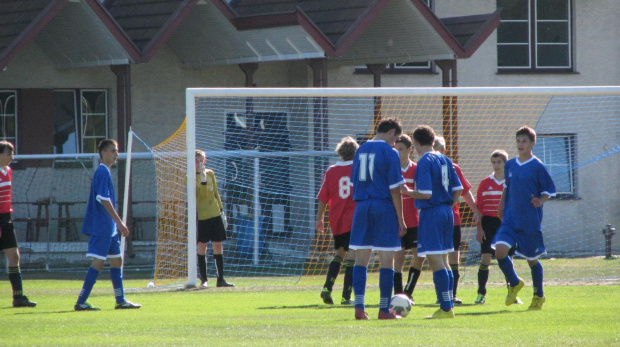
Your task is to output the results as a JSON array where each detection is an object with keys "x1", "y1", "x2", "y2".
[
  {"x1": 333, "y1": 231, "x2": 351, "y2": 251},
  {"x1": 401, "y1": 227, "x2": 418, "y2": 250},
  {"x1": 453, "y1": 225, "x2": 462, "y2": 251},
  {"x1": 480, "y1": 216, "x2": 516, "y2": 256},
  {"x1": 0, "y1": 213, "x2": 18, "y2": 250},
  {"x1": 197, "y1": 215, "x2": 227, "y2": 243}
]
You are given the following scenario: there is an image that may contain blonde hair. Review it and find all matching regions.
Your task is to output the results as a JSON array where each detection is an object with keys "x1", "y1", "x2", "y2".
[{"x1": 335, "y1": 136, "x2": 359, "y2": 161}]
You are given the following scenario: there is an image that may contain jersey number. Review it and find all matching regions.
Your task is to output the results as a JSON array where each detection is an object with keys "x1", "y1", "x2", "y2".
[
  {"x1": 338, "y1": 176, "x2": 351, "y2": 199},
  {"x1": 358, "y1": 153, "x2": 375, "y2": 181},
  {"x1": 441, "y1": 164, "x2": 449, "y2": 193}
]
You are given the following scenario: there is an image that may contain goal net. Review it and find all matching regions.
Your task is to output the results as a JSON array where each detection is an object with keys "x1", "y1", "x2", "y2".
[{"x1": 151, "y1": 86, "x2": 619, "y2": 287}]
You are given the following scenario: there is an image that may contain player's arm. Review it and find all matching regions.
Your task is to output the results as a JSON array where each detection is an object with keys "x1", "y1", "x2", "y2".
[
  {"x1": 530, "y1": 193, "x2": 551, "y2": 208},
  {"x1": 100, "y1": 199, "x2": 129, "y2": 237},
  {"x1": 390, "y1": 186, "x2": 407, "y2": 237},
  {"x1": 211, "y1": 172, "x2": 224, "y2": 210},
  {"x1": 462, "y1": 190, "x2": 481, "y2": 224},
  {"x1": 316, "y1": 201, "x2": 327, "y2": 233},
  {"x1": 497, "y1": 189, "x2": 506, "y2": 220},
  {"x1": 407, "y1": 188, "x2": 431, "y2": 200},
  {"x1": 452, "y1": 188, "x2": 463, "y2": 208}
]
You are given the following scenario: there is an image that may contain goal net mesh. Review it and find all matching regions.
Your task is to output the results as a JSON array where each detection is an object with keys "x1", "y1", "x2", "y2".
[{"x1": 150, "y1": 88, "x2": 619, "y2": 286}]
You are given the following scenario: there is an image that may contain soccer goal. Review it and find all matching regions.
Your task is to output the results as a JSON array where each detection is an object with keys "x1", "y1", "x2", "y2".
[{"x1": 151, "y1": 86, "x2": 620, "y2": 287}]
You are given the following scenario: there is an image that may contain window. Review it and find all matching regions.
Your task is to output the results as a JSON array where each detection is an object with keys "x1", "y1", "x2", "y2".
[
  {"x1": 497, "y1": 0, "x2": 572, "y2": 71},
  {"x1": 532, "y1": 134, "x2": 575, "y2": 196},
  {"x1": 0, "y1": 91, "x2": 17, "y2": 149},
  {"x1": 80, "y1": 90, "x2": 108, "y2": 153}
]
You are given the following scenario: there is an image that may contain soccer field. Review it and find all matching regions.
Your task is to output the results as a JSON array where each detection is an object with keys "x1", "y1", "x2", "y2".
[{"x1": 1, "y1": 271, "x2": 618, "y2": 346}]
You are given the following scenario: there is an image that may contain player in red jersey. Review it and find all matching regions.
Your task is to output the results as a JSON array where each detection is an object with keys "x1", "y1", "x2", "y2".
[
  {"x1": 316, "y1": 136, "x2": 359, "y2": 305},
  {"x1": 474, "y1": 149, "x2": 521, "y2": 305},
  {"x1": 0, "y1": 141, "x2": 36, "y2": 307},
  {"x1": 393, "y1": 134, "x2": 425, "y2": 303},
  {"x1": 433, "y1": 137, "x2": 480, "y2": 305}
]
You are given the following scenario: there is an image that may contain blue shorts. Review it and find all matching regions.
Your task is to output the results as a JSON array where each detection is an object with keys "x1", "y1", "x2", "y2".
[
  {"x1": 86, "y1": 234, "x2": 122, "y2": 260},
  {"x1": 491, "y1": 224, "x2": 547, "y2": 260},
  {"x1": 350, "y1": 199, "x2": 400, "y2": 251},
  {"x1": 417, "y1": 204, "x2": 454, "y2": 256}
]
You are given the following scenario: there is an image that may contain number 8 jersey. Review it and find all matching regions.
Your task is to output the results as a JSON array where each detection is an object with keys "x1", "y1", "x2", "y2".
[{"x1": 317, "y1": 160, "x2": 357, "y2": 236}]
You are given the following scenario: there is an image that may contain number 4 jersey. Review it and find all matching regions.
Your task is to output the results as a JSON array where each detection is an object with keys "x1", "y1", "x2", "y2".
[{"x1": 317, "y1": 161, "x2": 357, "y2": 236}]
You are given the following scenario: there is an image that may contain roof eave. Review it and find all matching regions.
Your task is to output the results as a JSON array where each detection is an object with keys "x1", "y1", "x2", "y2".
[
  {"x1": 458, "y1": 8, "x2": 502, "y2": 57},
  {"x1": 0, "y1": 0, "x2": 69, "y2": 71}
]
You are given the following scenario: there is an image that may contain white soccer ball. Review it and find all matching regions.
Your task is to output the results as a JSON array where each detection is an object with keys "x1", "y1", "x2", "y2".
[
  {"x1": 147, "y1": 281, "x2": 155, "y2": 289},
  {"x1": 390, "y1": 294, "x2": 413, "y2": 317}
]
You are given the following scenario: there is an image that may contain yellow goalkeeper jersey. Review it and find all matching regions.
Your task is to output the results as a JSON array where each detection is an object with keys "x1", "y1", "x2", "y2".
[{"x1": 196, "y1": 170, "x2": 223, "y2": 221}]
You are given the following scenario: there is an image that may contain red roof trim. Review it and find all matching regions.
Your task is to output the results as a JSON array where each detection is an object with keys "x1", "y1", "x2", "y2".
[
  {"x1": 408, "y1": 0, "x2": 466, "y2": 57},
  {"x1": 0, "y1": 0, "x2": 69, "y2": 71},
  {"x1": 333, "y1": 0, "x2": 390, "y2": 56},
  {"x1": 84, "y1": 0, "x2": 142, "y2": 63},
  {"x1": 140, "y1": 0, "x2": 199, "y2": 62}
]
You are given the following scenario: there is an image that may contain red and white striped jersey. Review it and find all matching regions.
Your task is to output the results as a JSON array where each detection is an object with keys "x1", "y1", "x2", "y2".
[
  {"x1": 475, "y1": 173, "x2": 505, "y2": 218},
  {"x1": 0, "y1": 167, "x2": 13, "y2": 213}
]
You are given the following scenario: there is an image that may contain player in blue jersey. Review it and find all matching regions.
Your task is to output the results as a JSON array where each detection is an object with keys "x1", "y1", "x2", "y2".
[
  {"x1": 492, "y1": 126, "x2": 556, "y2": 310},
  {"x1": 74, "y1": 139, "x2": 141, "y2": 311},
  {"x1": 350, "y1": 118, "x2": 406, "y2": 320},
  {"x1": 403, "y1": 125, "x2": 462, "y2": 319}
]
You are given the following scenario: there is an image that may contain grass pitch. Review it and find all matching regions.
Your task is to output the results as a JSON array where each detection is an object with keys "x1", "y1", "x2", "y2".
[{"x1": 0, "y1": 271, "x2": 618, "y2": 346}]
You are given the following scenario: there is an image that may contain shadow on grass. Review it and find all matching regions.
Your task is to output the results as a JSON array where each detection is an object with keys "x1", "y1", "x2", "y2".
[{"x1": 258, "y1": 304, "x2": 379, "y2": 310}]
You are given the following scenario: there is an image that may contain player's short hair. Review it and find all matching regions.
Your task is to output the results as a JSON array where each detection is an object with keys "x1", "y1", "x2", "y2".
[
  {"x1": 0, "y1": 140, "x2": 14, "y2": 154},
  {"x1": 433, "y1": 136, "x2": 446, "y2": 152},
  {"x1": 376, "y1": 118, "x2": 403, "y2": 136},
  {"x1": 97, "y1": 139, "x2": 118, "y2": 158},
  {"x1": 195, "y1": 149, "x2": 206, "y2": 158},
  {"x1": 412, "y1": 125, "x2": 436, "y2": 147},
  {"x1": 516, "y1": 126, "x2": 536, "y2": 143},
  {"x1": 395, "y1": 134, "x2": 412, "y2": 149},
  {"x1": 491, "y1": 149, "x2": 508, "y2": 162},
  {"x1": 335, "y1": 136, "x2": 359, "y2": 161}
]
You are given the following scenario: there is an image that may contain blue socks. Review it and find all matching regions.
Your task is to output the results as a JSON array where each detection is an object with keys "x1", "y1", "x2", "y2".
[
  {"x1": 530, "y1": 261, "x2": 544, "y2": 297},
  {"x1": 433, "y1": 269, "x2": 451, "y2": 312},
  {"x1": 379, "y1": 268, "x2": 394, "y2": 313},
  {"x1": 77, "y1": 267, "x2": 100, "y2": 304},
  {"x1": 110, "y1": 267, "x2": 125, "y2": 304},
  {"x1": 352, "y1": 265, "x2": 367, "y2": 310},
  {"x1": 497, "y1": 256, "x2": 520, "y2": 287},
  {"x1": 447, "y1": 269, "x2": 455, "y2": 308}
]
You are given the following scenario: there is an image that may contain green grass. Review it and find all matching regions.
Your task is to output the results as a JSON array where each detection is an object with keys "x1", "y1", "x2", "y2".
[{"x1": 0, "y1": 272, "x2": 618, "y2": 346}]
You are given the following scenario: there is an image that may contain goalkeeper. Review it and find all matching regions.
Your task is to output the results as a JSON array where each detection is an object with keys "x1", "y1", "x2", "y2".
[{"x1": 195, "y1": 150, "x2": 234, "y2": 288}]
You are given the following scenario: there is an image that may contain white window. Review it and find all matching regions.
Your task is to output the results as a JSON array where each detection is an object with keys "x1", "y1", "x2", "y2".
[
  {"x1": 0, "y1": 91, "x2": 17, "y2": 150},
  {"x1": 497, "y1": 0, "x2": 572, "y2": 70},
  {"x1": 533, "y1": 134, "x2": 575, "y2": 195},
  {"x1": 80, "y1": 90, "x2": 108, "y2": 153}
]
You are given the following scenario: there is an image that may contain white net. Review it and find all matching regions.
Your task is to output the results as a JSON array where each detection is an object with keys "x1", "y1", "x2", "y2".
[{"x1": 150, "y1": 87, "x2": 620, "y2": 286}]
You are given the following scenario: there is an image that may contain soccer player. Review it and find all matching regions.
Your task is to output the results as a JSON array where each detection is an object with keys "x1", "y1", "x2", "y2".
[
  {"x1": 316, "y1": 136, "x2": 359, "y2": 305},
  {"x1": 393, "y1": 134, "x2": 425, "y2": 303},
  {"x1": 405, "y1": 125, "x2": 462, "y2": 319},
  {"x1": 493, "y1": 126, "x2": 556, "y2": 310},
  {"x1": 473, "y1": 149, "x2": 522, "y2": 305},
  {"x1": 432, "y1": 136, "x2": 480, "y2": 305},
  {"x1": 196, "y1": 150, "x2": 234, "y2": 288},
  {"x1": 0, "y1": 141, "x2": 36, "y2": 308},
  {"x1": 75, "y1": 139, "x2": 141, "y2": 310},
  {"x1": 349, "y1": 118, "x2": 406, "y2": 320}
]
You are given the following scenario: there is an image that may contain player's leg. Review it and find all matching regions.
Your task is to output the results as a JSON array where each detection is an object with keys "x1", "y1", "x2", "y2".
[
  {"x1": 476, "y1": 217, "x2": 495, "y2": 304},
  {"x1": 393, "y1": 250, "x2": 405, "y2": 294},
  {"x1": 426, "y1": 253, "x2": 453, "y2": 317},
  {"x1": 75, "y1": 236, "x2": 109, "y2": 311},
  {"x1": 108, "y1": 234, "x2": 140, "y2": 309},
  {"x1": 350, "y1": 201, "x2": 372, "y2": 319},
  {"x1": 352, "y1": 248, "x2": 371, "y2": 319},
  {"x1": 322, "y1": 234, "x2": 346, "y2": 304},
  {"x1": 1, "y1": 218, "x2": 36, "y2": 307},
  {"x1": 404, "y1": 250, "x2": 424, "y2": 302},
  {"x1": 476, "y1": 252, "x2": 492, "y2": 304},
  {"x1": 448, "y1": 226, "x2": 462, "y2": 304},
  {"x1": 521, "y1": 230, "x2": 547, "y2": 310},
  {"x1": 208, "y1": 216, "x2": 234, "y2": 287},
  {"x1": 341, "y1": 249, "x2": 355, "y2": 305},
  {"x1": 495, "y1": 241, "x2": 524, "y2": 306},
  {"x1": 197, "y1": 219, "x2": 209, "y2": 286},
  {"x1": 378, "y1": 250, "x2": 400, "y2": 319},
  {"x1": 528, "y1": 259, "x2": 545, "y2": 310}
]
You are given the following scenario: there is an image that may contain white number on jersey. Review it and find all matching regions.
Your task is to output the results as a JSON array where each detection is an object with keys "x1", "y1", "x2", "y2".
[
  {"x1": 441, "y1": 164, "x2": 449, "y2": 193},
  {"x1": 338, "y1": 176, "x2": 351, "y2": 199},
  {"x1": 358, "y1": 153, "x2": 376, "y2": 181}
]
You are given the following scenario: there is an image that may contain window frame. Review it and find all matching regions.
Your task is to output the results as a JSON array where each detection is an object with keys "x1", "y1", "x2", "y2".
[
  {"x1": 532, "y1": 133, "x2": 577, "y2": 197},
  {"x1": 79, "y1": 89, "x2": 109, "y2": 154},
  {"x1": 497, "y1": 0, "x2": 574, "y2": 73},
  {"x1": 0, "y1": 90, "x2": 17, "y2": 152}
]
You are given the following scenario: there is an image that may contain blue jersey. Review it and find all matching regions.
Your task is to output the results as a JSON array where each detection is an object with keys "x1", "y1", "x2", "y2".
[
  {"x1": 82, "y1": 164, "x2": 117, "y2": 237},
  {"x1": 350, "y1": 140, "x2": 404, "y2": 201},
  {"x1": 502, "y1": 156, "x2": 556, "y2": 232},
  {"x1": 414, "y1": 151, "x2": 463, "y2": 209}
]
